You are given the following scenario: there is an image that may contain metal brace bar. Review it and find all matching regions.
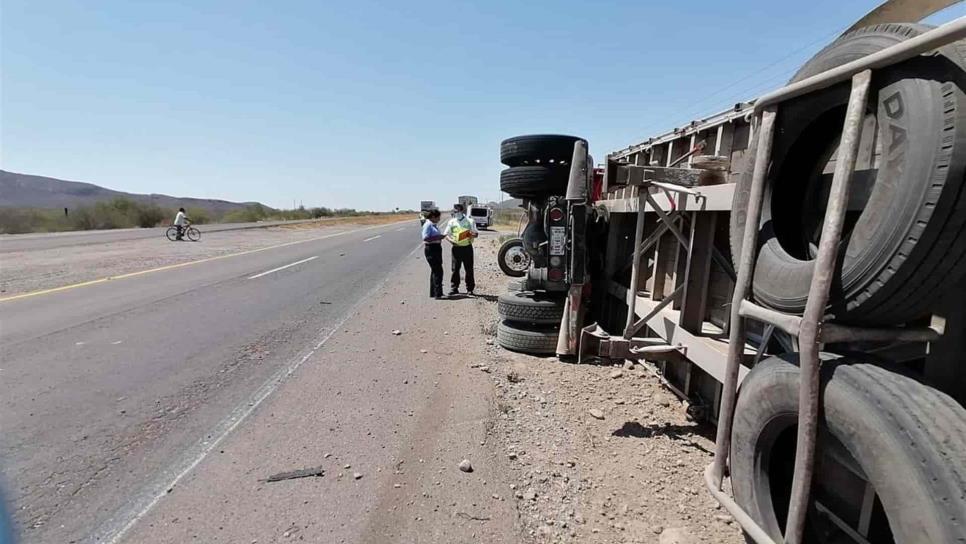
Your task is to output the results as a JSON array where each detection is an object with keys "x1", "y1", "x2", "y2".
[
  {"x1": 623, "y1": 191, "x2": 648, "y2": 338},
  {"x1": 677, "y1": 213, "x2": 736, "y2": 282},
  {"x1": 704, "y1": 466, "x2": 778, "y2": 544},
  {"x1": 618, "y1": 214, "x2": 677, "y2": 275},
  {"x1": 710, "y1": 106, "x2": 777, "y2": 485},
  {"x1": 739, "y1": 300, "x2": 803, "y2": 337},
  {"x1": 647, "y1": 180, "x2": 704, "y2": 197},
  {"x1": 755, "y1": 17, "x2": 966, "y2": 112},
  {"x1": 626, "y1": 284, "x2": 685, "y2": 339},
  {"x1": 785, "y1": 70, "x2": 871, "y2": 544},
  {"x1": 644, "y1": 193, "x2": 691, "y2": 251}
]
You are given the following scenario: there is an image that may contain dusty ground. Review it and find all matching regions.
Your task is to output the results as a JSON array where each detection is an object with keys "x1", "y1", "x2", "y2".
[
  {"x1": 469, "y1": 232, "x2": 744, "y2": 544},
  {"x1": 8, "y1": 218, "x2": 744, "y2": 542},
  {"x1": 0, "y1": 215, "x2": 412, "y2": 296},
  {"x1": 121, "y1": 232, "x2": 522, "y2": 543}
]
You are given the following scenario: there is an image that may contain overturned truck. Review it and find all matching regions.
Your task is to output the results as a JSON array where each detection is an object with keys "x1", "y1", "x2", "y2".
[{"x1": 495, "y1": 9, "x2": 966, "y2": 544}]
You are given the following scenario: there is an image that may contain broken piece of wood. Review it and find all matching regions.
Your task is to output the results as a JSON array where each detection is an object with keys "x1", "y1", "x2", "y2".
[{"x1": 264, "y1": 466, "x2": 325, "y2": 483}]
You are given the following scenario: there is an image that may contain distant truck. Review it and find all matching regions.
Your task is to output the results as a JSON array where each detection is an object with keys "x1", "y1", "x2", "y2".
[
  {"x1": 456, "y1": 195, "x2": 478, "y2": 211},
  {"x1": 418, "y1": 200, "x2": 435, "y2": 225},
  {"x1": 468, "y1": 205, "x2": 492, "y2": 229}
]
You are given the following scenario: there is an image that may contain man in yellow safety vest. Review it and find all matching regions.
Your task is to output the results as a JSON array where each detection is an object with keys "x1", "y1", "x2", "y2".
[{"x1": 444, "y1": 203, "x2": 479, "y2": 295}]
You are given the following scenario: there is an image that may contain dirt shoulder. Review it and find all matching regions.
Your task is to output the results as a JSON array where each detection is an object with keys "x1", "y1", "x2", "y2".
[
  {"x1": 0, "y1": 215, "x2": 412, "y2": 297},
  {"x1": 123, "y1": 231, "x2": 522, "y2": 543},
  {"x1": 120, "y1": 228, "x2": 742, "y2": 544},
  {"x1": 469, "y1": 232, "x2": 743, "y2": 544}
]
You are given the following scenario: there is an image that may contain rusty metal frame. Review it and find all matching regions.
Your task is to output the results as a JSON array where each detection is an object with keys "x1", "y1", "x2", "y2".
[{"x1": 703, "y1": 17, "x2": 966, "y2": 543}]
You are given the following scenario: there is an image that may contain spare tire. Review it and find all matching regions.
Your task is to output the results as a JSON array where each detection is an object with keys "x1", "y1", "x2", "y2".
[
  {"x1": 730, "y1": 24, "x2": 966, "y2": 324},
  {"x1": 500, "y1": 166, "x2": 570, "y2": 198},
  {"x1": 498, "y1": 237, "x2": 530, "y2": 277},
  {"x1": 500, "y1": 134, "x2": 584, "y2": 167},
  {"x1": 497, "y1": 291, "x2": 564, "y2": 324},
  {"x1": 497, "y1": 320, "x2": 558, "y2": 355},
  {"x1": 731, "y1": 354, "x2": 966, "y2": 543}
]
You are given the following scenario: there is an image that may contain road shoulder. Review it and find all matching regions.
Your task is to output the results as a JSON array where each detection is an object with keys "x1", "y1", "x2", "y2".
[{"x1": 122, "y1": 235, "x2": 522, "y2": 543}]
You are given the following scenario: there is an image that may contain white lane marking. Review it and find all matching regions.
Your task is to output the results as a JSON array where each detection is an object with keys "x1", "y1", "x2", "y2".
[
  {"x1": 1, "y1": 219, "x2": 412, "y2": 303},
  {"x1": 395, "y1": 227, "x2": 406, "y2": 232},
  {"x1": 112, "y1": 341, "x2": 123, "y2": 345},
  {"x1": 247, "y1": 256, "x2": 319, "y2": 280},
  {"x1": 95, "y1": 243, "x2": 422, "y2": 544},
  {"x1": 363, "y1": 235, "x2": 381, "y2": 242}
]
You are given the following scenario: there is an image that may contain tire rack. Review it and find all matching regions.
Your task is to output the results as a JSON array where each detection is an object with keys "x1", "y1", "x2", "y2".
[{"x1": 699, "y1": 18, "x2": 966, "y2": 544}]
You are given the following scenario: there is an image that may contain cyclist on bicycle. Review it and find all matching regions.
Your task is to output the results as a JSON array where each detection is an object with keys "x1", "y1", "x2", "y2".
[{"x1": 173, "y1": 208, "x2": 190, "y2": 240}]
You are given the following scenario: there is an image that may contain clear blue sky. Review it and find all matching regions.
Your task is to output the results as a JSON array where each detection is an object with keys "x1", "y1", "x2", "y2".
[{"x1": 2, "y1": 1, "x2": 963, "y2": 211}]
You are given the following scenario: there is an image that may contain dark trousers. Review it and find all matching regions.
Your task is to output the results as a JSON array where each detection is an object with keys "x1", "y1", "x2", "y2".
[
  {"x1": 451, "y1": 244, "x2": 475, "y2": 292},
  {"x1": 176, "y1": 225, "x2": 184, "y2": 240},
  {"x1": 424, "y1": 244, "x2": 444, "y2": 297}
]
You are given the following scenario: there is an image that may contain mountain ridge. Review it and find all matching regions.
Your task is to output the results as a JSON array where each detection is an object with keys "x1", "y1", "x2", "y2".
[{"x1": 0, "y1": 170, "x2": 263, "y2": 213}]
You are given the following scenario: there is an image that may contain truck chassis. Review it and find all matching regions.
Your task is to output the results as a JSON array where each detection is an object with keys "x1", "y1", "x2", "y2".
[{"x1": 576, "y1": 16, "x2": 966, "y2": 544}]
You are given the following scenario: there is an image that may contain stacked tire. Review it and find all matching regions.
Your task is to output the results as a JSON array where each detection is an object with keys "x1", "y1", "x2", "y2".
[
  {"x1": 727, "y1": 24, "x2": 966, "y2": 543},
  {"x1": 500, "y1": 135, "x2": 585, "y2": 198},
  {"x1": 496, "y1": 290, "x2": 563, "y2": 355}
]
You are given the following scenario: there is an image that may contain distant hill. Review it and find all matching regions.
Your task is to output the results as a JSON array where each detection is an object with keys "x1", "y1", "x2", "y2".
[
  {"x1": 489, "y1": 198, "x2": 523, "y2": 209},
  {"x1": 0, "y1": 170, "x2": 262, "y2": 214}
]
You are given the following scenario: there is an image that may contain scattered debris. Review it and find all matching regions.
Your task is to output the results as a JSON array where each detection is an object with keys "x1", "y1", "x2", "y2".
[
  {"x1": 391, "y1": 329, "x2": 402, "y2": 336},
  {"x1": 264, "y1": 466, "x2": 325, "y2": 483},
  {"x1": 458, "y1": 459, "x2": 473, "y2": 473},
  {"x1": 588, "y1": 408, "x2": 605, "y2": 420},
  {"x1": 353, "y1": 472, "x2": 363, "y2": 480},
  {"x1": 609, "y1": 369, "x2": 624, "y2": 379},
  {"x1": 456, "y1": 512, "x2": 491, "y2": 521}
]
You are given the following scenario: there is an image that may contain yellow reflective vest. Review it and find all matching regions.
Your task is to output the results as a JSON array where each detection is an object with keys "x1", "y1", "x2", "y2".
[{"x1": 447, "y1": 217, "x2": 475, "y2": 247}]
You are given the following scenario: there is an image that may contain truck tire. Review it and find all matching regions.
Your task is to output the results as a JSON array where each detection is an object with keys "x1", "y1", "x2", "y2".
[
  {"x1": 731, "y1": 354, "x2": 966, "y2": 543},
  {"x1": 500, "y1": 166, "x2": 570, "y2": 198},
  {"x1": 498, "y1": 237, "x2": 530, "y2": 277},
  {"x1": 500, "y1": 134, "x2": 585, "y2": 167},
  {"x1": 497, "y1": 321, "x2": 559, "y2": 354},
  {"x1": 730, "y1": 23, "x2": 966, "y2": 324},
  {"x1": 497, "y1": 291, "x2": 564, "y2": 324}
]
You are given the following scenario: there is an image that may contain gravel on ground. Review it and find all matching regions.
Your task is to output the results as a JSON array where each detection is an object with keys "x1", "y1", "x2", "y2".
[{"x1": 469, "y1": 232, "x2": 744, "y2": 544}]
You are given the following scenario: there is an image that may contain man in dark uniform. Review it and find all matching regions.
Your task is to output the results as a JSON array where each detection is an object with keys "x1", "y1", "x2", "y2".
[{"x1": 420, "y1": 209, "x2": 446, "y2": 299}]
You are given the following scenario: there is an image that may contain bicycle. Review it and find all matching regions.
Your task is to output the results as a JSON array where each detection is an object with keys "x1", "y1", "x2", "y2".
[{"x1": 165, "y1": 224, "x2": 200, "y2": 242}]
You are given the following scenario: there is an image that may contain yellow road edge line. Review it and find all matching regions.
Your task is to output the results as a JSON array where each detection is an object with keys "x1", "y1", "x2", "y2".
[{"x1": 0, "y1": 220, "x2": 412, "y2": 303}]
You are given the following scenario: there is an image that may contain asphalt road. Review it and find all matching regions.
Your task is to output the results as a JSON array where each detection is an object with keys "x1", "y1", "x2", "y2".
[
  {"x1": 0, "y1": 220, "x2": 419, "y2": 543},
  {"x1": 0, "y1": 219, "x2": 319, "y2": 253}
]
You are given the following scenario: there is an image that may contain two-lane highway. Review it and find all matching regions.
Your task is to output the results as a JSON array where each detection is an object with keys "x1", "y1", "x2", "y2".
[{"x1": 0, "y1": 221, "x2": 419, "y2": 543}]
